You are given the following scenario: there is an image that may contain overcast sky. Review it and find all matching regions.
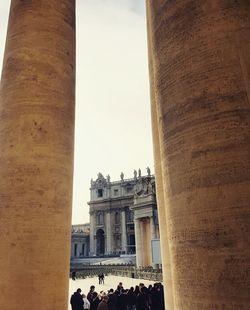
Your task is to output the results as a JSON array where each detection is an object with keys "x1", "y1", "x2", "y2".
[{"x1": 0, "y1": 1, "x2": 154, "y2": 224}]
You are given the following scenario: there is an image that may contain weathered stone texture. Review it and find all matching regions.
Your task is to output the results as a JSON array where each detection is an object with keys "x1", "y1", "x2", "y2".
[
  {"x1": 147, "y1": 0, "x2": 250, "y2": 309},
  {"x1": 147, "y1": 2, "x2": 174, "y2": 307},
  {"x1": 0, "y1": 1, "x2": 75, "y2": 309}
]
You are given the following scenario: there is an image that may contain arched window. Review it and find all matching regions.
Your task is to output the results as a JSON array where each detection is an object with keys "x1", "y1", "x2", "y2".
[{"x1": 96, "y1": 212, "x2": 103, "y2": 225}]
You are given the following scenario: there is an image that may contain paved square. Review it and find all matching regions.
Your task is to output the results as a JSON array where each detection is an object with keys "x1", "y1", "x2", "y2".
[{"x1": 69, "y1": 275, "x2": 156, "y2": 309}]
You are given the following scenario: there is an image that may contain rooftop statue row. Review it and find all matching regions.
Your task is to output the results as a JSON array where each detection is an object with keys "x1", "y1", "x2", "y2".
[{"x1": 90, "y1": 167, "x2": 152, "y2": 186}]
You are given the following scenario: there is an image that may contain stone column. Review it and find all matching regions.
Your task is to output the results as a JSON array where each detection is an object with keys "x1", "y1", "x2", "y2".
[
  {"x1": 146, "y1": 3, "x2": 174, "y2": 307},
  {"x1": 141, "y1": 218, "x2": 152, "y2": 267},
  {"x1": 89, "y1": 212, "x2": 95, "y2": 256},
  {"x1": 134, "y1": 219, "x2": 142, "y2": 267},
  {"x1": 105, "y1": 211, "x2": 112, "y2": 254},
  {"x1": 150, "y1": 215, "x2": 156, "y2": 240},
  {"x1": 147, "y1": 1, "x2": 250, "y2": 309},
  {"x1": 150, "y1": 216, "x2": 157, "y2": 269},
  {"x1": 121, "y1": 209, "x2": 127, "y2": 253},
  {"x1": 0, "y1": 1, "x2": 75, "y2": 309}
]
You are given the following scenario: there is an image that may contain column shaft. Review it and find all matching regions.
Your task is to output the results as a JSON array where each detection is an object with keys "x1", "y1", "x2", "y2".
[
  {"x1": 135, "y1": 219, "x2": 142, "y2": 267},
  {"x1": 147, "y1": 1, "x2": 250, "y2": 308},
  {"x1": 146, "y1": 2, "x2": 174, "y2": 307},
  {"x1": 90, "y1": 213, "x2": 95, "y2": 255},
  {"x1": 105, "y1": 211, "x2": 112, "y2": 254},
  {"x1": 0, "y1": 1, "x2": 75, "y2": 309},
  {"x1": 141, "y1": 218, "x2": 152, "y2": 267},
  {"x1": 121, "y1": 210, "x2": 127, "y2": 253}
]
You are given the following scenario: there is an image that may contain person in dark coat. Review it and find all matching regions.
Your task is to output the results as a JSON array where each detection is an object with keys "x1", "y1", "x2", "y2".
[
  {"x1": 118, "y1": 289, "x2": 128, "y2": 310},
  {"x1": 127, "y1": 287, "x2": 136, "y2": 310},
  {"x1": 135, "y1": 286, "x2": 149, "y2": 310},
  {"x1": 159, "y1": 283, "x2": 165, "y2": 310},
  {"x1": 101, "y1": 273, "x2": 105, "y2": 284},
  {"x1": 87, "y1": 285, "x2": 96, "y2": 303},
  {"x1": 90, "y1": 292, "x2": 100, "y2": 310},
  {"x1": 116, "y1": 282, "x2": 123, "y2": 295},
  {"x1": 107, "y1": 288, "x2": 118, "y2": 310},
  {"x1": 134, "y1": 285, "x2": 139, "y2": 298},
  {"x1": 70, "y1": 288, "x2": 84, "y2": 310}
]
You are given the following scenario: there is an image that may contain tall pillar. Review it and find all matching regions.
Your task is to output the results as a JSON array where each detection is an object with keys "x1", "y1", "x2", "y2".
[
  {"x1": 0, "y1": 1, "x2": 75, "y2": 309},
  {"x1": 121, "y1": 209, "x2": 127, "y2": 253},
  {"x1": 147, "y1": 1, "x2": 250, "y2": 309},
  {"x1": 141, "y1": 218, "x2": 151, "y2": 267},
  {"x1": 150, "y1": 215, "x2": 156, "y2": 240},
  {"x1": 105, "y1": 211, "x2": 112, "y2": 254},
  {"x1": 150, "y1": 216, "x2": 156, "y2": 269},
  {"x1": 146, "y1": 2, "x2": 174, "y2": 307},
  {"x1": 134, "y1": 219, "x2": 142, "y2": 267},
  {"x1": 89, "y1": 212, "x2": 95, "y2": 256}
]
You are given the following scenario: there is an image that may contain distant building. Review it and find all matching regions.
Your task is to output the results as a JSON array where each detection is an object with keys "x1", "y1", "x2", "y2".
[
  {"x1": 71, "y1": 223, "x2": 90, "y2": 258},
  {"x1": 88, "y1": 169, "x2": 160, "y2": 267}
]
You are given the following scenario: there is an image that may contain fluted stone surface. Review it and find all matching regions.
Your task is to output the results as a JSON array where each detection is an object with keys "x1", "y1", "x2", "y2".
[
  {"x1": 147, "y1": 3, "x2": 174, "y2": 308},
  {"x1": 0, "y1": 1, "x2": 75, "y2": 309},
  {"x1": 147, "y1": 1, "x2": 250, "y2": 309}
]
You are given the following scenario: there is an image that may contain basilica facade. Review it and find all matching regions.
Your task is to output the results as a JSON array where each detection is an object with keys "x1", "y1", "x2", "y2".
[
  {"x1": 88, "y1": 169, "x2": 160, "y2": 267},
  {"x1": 71, "y1": 169, "x2": 160, "y2": 268}
]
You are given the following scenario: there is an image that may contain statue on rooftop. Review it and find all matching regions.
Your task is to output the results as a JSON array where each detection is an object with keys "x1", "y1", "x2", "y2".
[
  {"x1": 97, "y1": 172, "x2": 104, "y2": 179},
  {"x1": 120, "y1": 172, "x2": 124, "y2": 182},
  {"x1": 134, "y1": 169, "x2": 137, "y2": 179},
  {"x1": 106, "y1": 174, "x2": 110, "y2": 183},
  {"x1": 146, "y1": 166, "x2": 151, "y2": 176},
  {"x1": 138, "y1": 168, "x2": 141, "y2": 178}
]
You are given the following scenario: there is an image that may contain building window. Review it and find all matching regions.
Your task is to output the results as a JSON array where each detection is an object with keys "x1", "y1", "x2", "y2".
[
  {"x1": 127, "y1": 210, "x2": 134, "y2": 222},
  {"x1": 114, "y1": 189, "x2": 119, "y2": 196},
  {"x1": 97, "y1": 189, "x2": 103, "y2": 197},
  {"x1": 97, "y1": 212, "x2": 103, "y2": 225},
  {"x1": 115, "y1": 211, "x2": 120, "y2": 224},
  {"x1": 82, "y1": 243, "x2": 85, "y2": 256},
  {"x1": 74, "y1": 244, "x2": 77, "y2": 257}
]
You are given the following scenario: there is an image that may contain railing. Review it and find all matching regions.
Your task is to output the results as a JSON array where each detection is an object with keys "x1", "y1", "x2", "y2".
[{"x1": 70, "y1": 264, "x2": 162, "y2": 282}]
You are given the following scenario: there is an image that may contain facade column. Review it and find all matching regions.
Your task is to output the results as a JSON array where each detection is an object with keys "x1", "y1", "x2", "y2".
[
  {"x1": 105, "y1": 211, "x2": 112, "y2": 254},
  {"x1": 141, "y1": 218, "x2": 152, "y2": 267},
  {"x1": 147, "y1": 1, "x2": 250, "y2": 309},
  {"x1": 0, "y1": 1, "x2": 75, "y2": 309},
  {"x1": 121, "y1": 209, "x2": 127, "y2": 253},
  {"x1": 134, "y1": 219, "x2": 142, "y2": 267},
  {"x1": 150, "y1": 215, "x2": 156, "y2": 240},
  {"x1": 89, "y1": 212, "x2": 95, "y2": 256},
  {"x1": 150, "y1": 216, "x2": 157, "y2": 269}
]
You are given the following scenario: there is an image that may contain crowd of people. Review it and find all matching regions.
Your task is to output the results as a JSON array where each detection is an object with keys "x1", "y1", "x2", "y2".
[{"x1": 70, "y1": 281, "x2": 165, "y2": 310}]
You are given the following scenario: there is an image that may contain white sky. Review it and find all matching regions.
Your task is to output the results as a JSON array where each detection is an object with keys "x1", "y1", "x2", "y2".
[{"x1": 0, "y1": 1, "x2": 154, "y2": 224}]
